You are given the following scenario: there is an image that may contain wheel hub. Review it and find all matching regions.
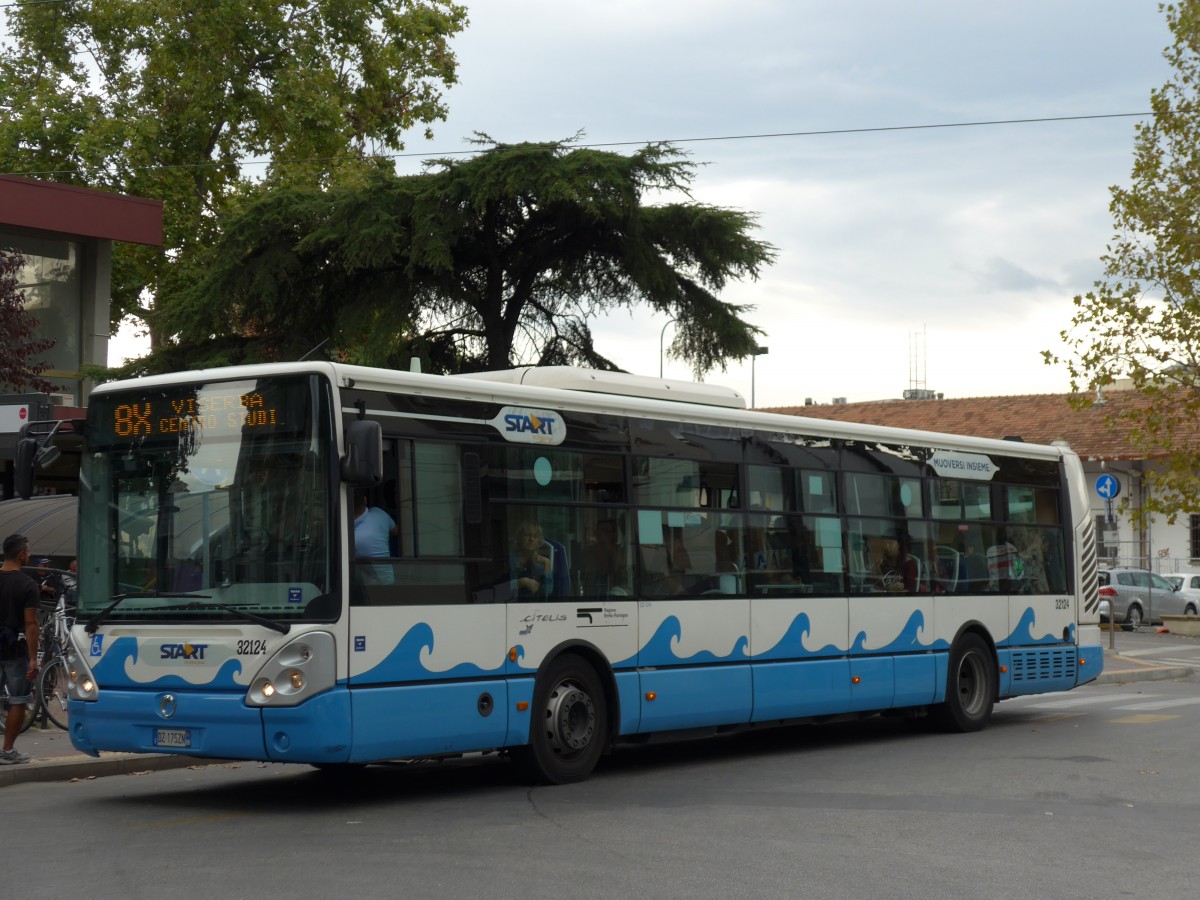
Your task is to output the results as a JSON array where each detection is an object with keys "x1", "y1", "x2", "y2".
[{"x1": 545, "y1": 682, "x2": 595, "y2": 754}]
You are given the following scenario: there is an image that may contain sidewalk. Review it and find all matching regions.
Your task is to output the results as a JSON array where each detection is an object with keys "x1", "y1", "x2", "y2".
[
  {"x1": 1095, "y1": 643, "x2": 1195, "y2": 685},
  {"x1": 2, "y1": 646, "x2": 1191, "y2": 788}
]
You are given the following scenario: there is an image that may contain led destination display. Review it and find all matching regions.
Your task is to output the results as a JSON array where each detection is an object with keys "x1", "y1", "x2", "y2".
[
  {"x1": 89, "y1": 377, "x2": 312, "y2": 449},
  {"x1": 112, "y1": 391, "x2": 282, "y2": 438}
]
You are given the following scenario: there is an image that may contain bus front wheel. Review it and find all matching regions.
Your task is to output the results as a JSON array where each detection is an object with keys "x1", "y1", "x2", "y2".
[
  {"x1": 931, "y1": 633, "x2": 995, "y2": 733},
  {"x1": 515, "y1": 654, "x2": 608, "y2": 785}
]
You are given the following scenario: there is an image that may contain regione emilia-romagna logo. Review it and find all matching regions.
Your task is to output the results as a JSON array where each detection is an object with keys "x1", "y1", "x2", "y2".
[{"x1": 490, "y1": 406, "x2": 565, "y2": 445}]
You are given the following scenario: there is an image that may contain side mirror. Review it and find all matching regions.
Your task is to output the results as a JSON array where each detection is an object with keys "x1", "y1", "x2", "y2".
[
  {"x1": 339, "y1": 419, "x2": 382, "y2": 486},
  {"x1": 13, "y1": 437, "x2": 38, "y2": 500}
]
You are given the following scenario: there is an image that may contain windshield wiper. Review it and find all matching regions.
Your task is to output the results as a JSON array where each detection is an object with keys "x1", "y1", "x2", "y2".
[
  {"x1": 85, "y1": 591, "x2": 212, "y2": 635},
  {"x1": 143, "y1": 601, "x2": 290, "y2": 635}
]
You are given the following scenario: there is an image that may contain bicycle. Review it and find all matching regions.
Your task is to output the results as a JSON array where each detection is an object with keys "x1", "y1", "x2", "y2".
[{"x1": 32, "y1": 593, "x2": 72, "y2": 731}]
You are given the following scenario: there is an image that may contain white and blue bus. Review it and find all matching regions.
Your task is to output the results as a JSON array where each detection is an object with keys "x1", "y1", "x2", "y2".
[{"x1": 38, "y1": 362, "x2": 1102, "y2": 782}]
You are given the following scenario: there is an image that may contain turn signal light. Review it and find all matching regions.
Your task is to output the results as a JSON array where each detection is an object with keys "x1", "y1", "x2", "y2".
[
  {"x1": 851, "y1": 676, "x2": 861, "y2": 684},
  {"x1": 645, "y1": 692, "x2": 657, "y2": 701}
]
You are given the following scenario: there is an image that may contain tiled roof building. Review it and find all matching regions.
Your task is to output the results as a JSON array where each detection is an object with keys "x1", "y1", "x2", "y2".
[{"x1": 763, "y1": 390, "x2": 1184, "y2": 463}]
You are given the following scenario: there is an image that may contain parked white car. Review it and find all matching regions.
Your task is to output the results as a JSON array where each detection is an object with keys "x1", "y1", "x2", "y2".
[{"x1": 1164, "y1": 572, "x2": 1200, "y2": 610}]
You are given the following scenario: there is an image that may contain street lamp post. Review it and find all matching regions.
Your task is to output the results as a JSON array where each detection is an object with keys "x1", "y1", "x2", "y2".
[
  {"x1": 750, "y1": 345, "x2": 769, "y2": 408},
  {"x1": 659, "y1": 318, "x2": 676, "y2": 379}
]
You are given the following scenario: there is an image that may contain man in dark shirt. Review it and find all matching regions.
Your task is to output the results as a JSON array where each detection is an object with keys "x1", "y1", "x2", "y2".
[{"x1": 0, "y1": 533, "x2": 40, "y2": 765}]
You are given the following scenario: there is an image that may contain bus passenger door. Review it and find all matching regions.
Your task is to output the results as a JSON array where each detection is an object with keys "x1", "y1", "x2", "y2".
[
  {"x1": 347, "y1": 601, "x2": 508, "y2": 762},
  {"x1": 345, "y1": 437, "x2": 510, "y2": 762}
]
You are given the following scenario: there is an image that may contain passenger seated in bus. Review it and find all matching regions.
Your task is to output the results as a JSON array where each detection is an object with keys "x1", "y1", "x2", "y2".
[
  {"x1": 639, "y1": 531, "x2": 692, "y2": 596},
  {"x1": 960, "y1": 543, "x2": 989, "y2": 593},
  {"x1": 986, "y1": 540, "x2": 1021, "y2": 592},
  {"x1": 1011, "y1": 529, "x2": 1050, "y2": 593},
  {"x1": 866, "y1": 536, "x2": 919, "y2": 593},
  {"x1": 510, "y1": 520, "x2": 554, "y2": 600},
  {"x1": 581, "y1": 518, "x2": 628, "y2": 595}
]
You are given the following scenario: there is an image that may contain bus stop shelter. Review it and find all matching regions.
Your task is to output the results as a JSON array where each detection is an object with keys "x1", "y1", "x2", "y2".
[{"x1": 0, "y1": 495, "x2": 77, "y2": 566}]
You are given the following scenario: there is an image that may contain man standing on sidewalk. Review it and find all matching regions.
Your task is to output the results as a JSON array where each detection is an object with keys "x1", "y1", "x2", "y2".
[{"x1": 0, "y1": 533, "x2": 40, "y2": 765}]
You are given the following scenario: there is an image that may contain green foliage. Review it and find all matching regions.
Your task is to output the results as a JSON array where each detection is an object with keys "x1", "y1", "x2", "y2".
[
  {"x1": 0, "y1": 0, "x2": 468, "y2": 335},
  {"x1": 1048, "y1": 1, "x2": 1200, "y2": 522},
  {"x1": 160, "y1": 138, "x2": 776, "y2": 375},
  {"x1": 0, "y1": 248, "x2": 58, "y2": 394}
]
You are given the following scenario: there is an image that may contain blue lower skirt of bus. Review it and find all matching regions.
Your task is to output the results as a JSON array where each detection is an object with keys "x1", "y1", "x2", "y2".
[
  {"x1": 1075, "y1": 642, "x2": 1103, "y2": 686},
  {"x1": 69, "y1": 690, "x2": 270, "y2": 760},
  {"x1": 996, "y1": 641, "x2": 1103, "y2": 697},
  {"x1": 68, "y1": 688, "x2": 356, "y2": 763},
  {"x1": 348, "y1": 678, "x2": 511, "y2": 763}
]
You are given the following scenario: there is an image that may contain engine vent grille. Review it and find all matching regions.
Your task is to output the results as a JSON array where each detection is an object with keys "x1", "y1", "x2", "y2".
[{"x1": 1011, "y1": 647, "x2": 1078, "y2": 682}]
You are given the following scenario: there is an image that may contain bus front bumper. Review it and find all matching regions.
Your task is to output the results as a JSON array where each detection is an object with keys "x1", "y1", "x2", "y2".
[{"x1": 68, "y1": 687, "x2": 352, "y2": 764}]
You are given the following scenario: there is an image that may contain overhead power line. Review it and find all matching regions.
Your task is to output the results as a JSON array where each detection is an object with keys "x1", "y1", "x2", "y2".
[{"x1": 1, "y1": 111, "x2": 1156, "y2": 179}]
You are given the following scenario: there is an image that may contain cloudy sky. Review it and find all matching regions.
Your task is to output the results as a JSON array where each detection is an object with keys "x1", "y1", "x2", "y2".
[
  {"x1": 94, "y1": 2, "x2": 1174, "y2": 408},
  {"x1": 377, "y1": 0, "x2": 1173, "y2": 407}
]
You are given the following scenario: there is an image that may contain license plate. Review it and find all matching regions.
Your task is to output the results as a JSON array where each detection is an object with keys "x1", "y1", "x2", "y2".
[{"x1": 154, "y1": 728, "x2": 192, "y2": 749}]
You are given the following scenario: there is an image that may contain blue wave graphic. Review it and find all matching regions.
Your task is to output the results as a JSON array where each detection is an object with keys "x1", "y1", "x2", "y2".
[
  {"x1": 639, "y1": 616, "x2": 749, "y2": 666},
  {"x1": 755, "y1": 613, "x2": 845, "y2": 660},
  {"x1": 90, "y1": 636, "x2": 245, "y2": 689},
  {"x1": 355, "y1": 622, "x2": 505, "y2": 683},
  {"x1": 849, "y1": 609, "x2": 950, "y2": 655},
  {"x1": 90, "y1": 636, "x2": 139, "y2": 684},
  {"x1": 1004, "y1": 606, "x2": 1067, "y2": 646}
]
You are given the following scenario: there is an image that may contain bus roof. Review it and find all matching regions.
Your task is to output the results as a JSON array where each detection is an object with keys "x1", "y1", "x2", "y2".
[{"x1": 90, "y1": 361, "x2": 1070, "y2": 462}]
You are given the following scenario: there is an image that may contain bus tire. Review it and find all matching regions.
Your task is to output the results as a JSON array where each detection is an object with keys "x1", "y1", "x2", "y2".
[
  {"x1": 931, "y1": 633, "x2": 995, "y2": 733},
  {"x1": 515, "y1": 654, "x2": 608, "y2": 785}
]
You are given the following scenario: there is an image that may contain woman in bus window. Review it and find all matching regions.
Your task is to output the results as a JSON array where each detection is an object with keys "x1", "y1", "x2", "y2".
[{"x1": 510, "y1": 520, "x2": 554, "y2": 600}]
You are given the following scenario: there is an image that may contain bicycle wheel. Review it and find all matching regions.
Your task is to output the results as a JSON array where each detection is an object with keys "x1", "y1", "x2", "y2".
[
  {"x1": 10, "y1": 694, "x2": 40, "y2": 734},
  {"x1": 37, "y1": 657, "x2": 69, "y2": 731}
]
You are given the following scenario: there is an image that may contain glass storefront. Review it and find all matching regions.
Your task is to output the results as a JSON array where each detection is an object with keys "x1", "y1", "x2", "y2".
[{"x1": 0, "y1": 231, "x2": 82, "y2": 397}]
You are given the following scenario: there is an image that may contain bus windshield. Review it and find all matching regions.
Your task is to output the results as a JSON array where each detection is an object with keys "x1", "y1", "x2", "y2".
[{"x1": 77, "y1": 373, "x2": 336, "y2": 623}]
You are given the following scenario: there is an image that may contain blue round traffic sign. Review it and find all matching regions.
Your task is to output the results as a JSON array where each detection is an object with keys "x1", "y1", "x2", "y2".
[{"x1": 1095, "y1": 473, "x2": 1120, "y2": 499}]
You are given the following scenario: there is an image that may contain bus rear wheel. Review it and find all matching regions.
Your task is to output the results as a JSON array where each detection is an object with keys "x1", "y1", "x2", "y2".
[
  {"x1": 931, "y1": 633, "x2": 995, "y2": 733},
  {"x1": 515, "y1": 654, "x2": 608, "y2": 785}
]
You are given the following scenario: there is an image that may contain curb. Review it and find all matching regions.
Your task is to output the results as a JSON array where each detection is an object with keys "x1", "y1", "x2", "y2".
[
  {"x1": 1095, "y1": 664, "x2": 1194, "y2": 685},
  {"x1": 0, "y1": 752, "x2": 221, "y2": 789}
]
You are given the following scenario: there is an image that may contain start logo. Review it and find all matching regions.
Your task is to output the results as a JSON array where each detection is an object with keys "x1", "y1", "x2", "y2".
[
  {"x1": 490, "y1": 406, "x2": 565, "y2": 445},
  {"x1": 160, "y1": 642, "x2": 208, "y2": 661}
]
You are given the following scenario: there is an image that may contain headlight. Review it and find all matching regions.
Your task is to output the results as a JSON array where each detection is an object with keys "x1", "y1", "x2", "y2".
[
  {"x1": 66, "y1": 634, "x2": 99, "y2": 701},
  {"x1": 245, "y1": 632, "x2": 334, "y2": 707}
]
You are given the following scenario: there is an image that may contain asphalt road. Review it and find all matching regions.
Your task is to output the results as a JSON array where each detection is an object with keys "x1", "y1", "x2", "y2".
[{"x1": 11, "y1": 666, "x2": 1200, "y2": 900}]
